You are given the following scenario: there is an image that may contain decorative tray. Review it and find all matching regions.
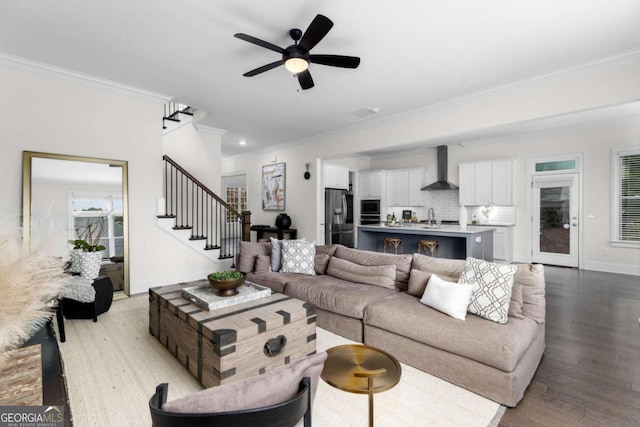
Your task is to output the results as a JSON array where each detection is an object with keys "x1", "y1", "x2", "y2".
[{"x1": 181, "y1": 280, "x2": 271, "y2": 311}]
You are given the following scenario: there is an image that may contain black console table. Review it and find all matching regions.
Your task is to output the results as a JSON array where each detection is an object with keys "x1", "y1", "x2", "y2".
[{"x1": 250, "y1": 226, "x2": 298, "y2": 241}]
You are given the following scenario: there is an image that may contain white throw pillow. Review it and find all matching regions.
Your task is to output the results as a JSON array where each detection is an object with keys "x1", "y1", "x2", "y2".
[
  {"x1": 459, "y1": 257, "x2": 517, "y2": 324},
  {"x1": 280, "y1": 240, "x2": 316, "y2": 276},
  {"x1": 420, "y1": 274, "x2": 473, "y2": 320}
]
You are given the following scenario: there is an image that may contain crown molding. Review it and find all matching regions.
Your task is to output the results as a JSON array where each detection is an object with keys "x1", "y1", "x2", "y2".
[
  {"x1": 194, "y1": 123, "x2": 227, "y2": 136},
  {"x1": 0, "y1": 52, "x2": 172, "y2": 104}
]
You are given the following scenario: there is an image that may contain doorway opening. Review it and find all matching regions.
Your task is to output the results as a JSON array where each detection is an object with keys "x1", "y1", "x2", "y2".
[{"x1": 530, "y1": 156, "x2": 582, "y2": 268}]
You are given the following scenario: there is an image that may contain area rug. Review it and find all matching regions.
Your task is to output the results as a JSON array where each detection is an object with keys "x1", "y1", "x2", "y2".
[{"x1": 56, "y1": 295, "x2": 503, "y2": 426}]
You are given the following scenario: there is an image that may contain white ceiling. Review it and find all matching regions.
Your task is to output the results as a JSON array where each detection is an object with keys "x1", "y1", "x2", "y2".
[{"x1": 2, "y1": 1, "x2": 640, "y2": 157}]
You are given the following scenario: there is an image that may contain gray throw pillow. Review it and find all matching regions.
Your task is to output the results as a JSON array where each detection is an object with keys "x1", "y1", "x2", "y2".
[
  {"x1": 254, "y1": 254, "x2": 271, "y2": 273},
  {"x1": 270, "y1": 237, "x2": 284, "y2": 272},
  {"x1": 162, "y1": 352, "x2": 327, "y2": 413}
]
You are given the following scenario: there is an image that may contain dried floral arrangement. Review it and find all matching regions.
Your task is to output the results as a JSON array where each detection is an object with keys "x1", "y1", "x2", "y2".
[{"x1": 0, "y1": 223, "x2": 66, "y2": 362}]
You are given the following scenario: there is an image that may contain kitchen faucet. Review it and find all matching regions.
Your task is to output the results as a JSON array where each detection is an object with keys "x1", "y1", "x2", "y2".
[{"x1": 427, "y1": 208, "x2": 436, "y2": 226}]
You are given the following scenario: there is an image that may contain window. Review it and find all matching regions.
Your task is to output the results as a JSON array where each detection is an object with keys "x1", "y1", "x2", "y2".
[
  {"x1": 613, "y1": 148, "x2": 640, "y2": 245},
  {"x1": 225, "y1": 186, "x2": 247, "y2": 222},
  {"x1": 223, "y1": 173, "x2": 248, "y2": 223},
  {"x1": 70, "y1": 192, "x2": 124, "y2": 258}
]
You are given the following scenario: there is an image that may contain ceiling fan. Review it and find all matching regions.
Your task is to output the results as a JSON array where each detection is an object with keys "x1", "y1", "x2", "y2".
[{"x1": 234, "y1": 14, "x2": 360, "y2": 90}]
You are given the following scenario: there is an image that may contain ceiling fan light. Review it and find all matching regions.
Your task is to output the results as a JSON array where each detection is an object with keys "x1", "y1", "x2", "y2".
[{"x1": 284, "y1": 57, "x2": 308, "y2": 74}]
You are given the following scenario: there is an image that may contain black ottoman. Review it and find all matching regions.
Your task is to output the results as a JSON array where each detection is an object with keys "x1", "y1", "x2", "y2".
[{"x1": 62, "y1": 276, "x2": 114, "y2": 320}]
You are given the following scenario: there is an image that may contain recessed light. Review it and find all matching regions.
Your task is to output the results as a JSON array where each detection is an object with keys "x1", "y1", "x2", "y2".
[{"x1": 239, "y1": 140, "x2": 247, "y2": 146}]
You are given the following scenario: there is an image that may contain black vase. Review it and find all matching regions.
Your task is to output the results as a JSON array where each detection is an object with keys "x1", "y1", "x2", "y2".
[{"x1": 275, "y1": 213, "x2": 292, "y2": 230}]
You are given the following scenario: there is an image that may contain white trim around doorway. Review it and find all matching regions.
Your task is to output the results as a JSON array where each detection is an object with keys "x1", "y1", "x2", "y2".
[{"x1": 527, "y1": 153, "x2": 584, "y2": 269}]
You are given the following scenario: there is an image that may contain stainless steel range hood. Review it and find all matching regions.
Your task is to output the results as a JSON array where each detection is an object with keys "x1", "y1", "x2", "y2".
[{"x1": 421, "y1": 145, "x2": 459, "y2": 191}]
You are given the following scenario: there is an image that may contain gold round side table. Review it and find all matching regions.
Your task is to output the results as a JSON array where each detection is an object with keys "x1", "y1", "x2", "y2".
[{"x1": 321, "y1": 344, "x2": 402, "y2": 427}]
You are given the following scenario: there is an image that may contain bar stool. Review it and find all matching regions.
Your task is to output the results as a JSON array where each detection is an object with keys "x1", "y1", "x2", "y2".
[
  {"x1": 418, "y1": 239, "x2": 439, "y2": 257},
  {"x1": 384, "y1": 237, "x2": 403, "y2": 254}
]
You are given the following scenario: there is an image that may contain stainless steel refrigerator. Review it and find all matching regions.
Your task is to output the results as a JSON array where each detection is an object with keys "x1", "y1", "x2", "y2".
[{"x1": 325, "y1": 189, "x2": 354, "y2": 247}]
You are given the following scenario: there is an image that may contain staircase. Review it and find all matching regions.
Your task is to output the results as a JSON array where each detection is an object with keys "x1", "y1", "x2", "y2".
[
  {"x1": 162, "y1": 102, "x2": 195, "y2": 134},
  {"x1": 157, "y1": 155, "x2": 251, "y2": 267}
]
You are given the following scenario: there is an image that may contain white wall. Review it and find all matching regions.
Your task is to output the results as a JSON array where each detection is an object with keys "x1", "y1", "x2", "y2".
[
  {"x1": 0, "y1": 65, "x2": 227, "y2": 295},
  {"x1": 222, "y1": 61, "x2": 640, "y2": 274}
]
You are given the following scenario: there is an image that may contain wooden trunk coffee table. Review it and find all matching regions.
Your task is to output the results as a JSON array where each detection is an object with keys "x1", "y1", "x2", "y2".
[
  {"x1": 321, "y1": 344, "x2": 401, "y2": 427},
  {"x1": 149, "y1": 280, "x2": 317, "y2": 388}
]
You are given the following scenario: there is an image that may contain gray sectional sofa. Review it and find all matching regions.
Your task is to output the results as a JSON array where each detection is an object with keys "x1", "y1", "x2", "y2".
[{"x1": 236, "y1": 241, "x2": 546, "y2": 407}]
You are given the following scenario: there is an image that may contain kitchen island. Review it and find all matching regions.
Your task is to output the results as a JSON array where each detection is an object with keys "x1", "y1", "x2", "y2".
[{"x1": 357, "y1": 224, "x2": 494, "y2": 261}]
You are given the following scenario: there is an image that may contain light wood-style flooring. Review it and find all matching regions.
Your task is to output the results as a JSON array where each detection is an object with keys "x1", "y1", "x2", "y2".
[{"x1": 499, "y1": 266, "x2": 640, "y2": 426}]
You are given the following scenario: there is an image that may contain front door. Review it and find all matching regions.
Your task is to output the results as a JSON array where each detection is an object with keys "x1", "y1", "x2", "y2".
[{"x1": 532, "y1": 173, "x2": 579, "y2": 267}]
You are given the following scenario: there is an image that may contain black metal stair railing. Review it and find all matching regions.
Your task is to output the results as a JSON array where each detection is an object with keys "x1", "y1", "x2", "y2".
[
  {"x1": 162, "y1": 102, "x2": 194, "y2": 129},
  {"x1": 158, "y1": 155, "x2": 251, "y2": 263}
]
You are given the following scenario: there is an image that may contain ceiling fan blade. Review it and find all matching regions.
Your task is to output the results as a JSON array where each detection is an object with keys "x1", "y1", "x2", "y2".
[
  {"x1": 310, "y1": 54, "x2": 361, "y2": 68},
  {"x1": 234, "y1": 33, "x2": 286, "y2": 54},
  {"x1": 297, "y1": 69, "x2": 314, "y2": 90},
  {"x1": 298, "y1": 14, "x2": 333, "y2": 51},
  {"x1": 243, "y1": 60, "x2": 284, "y2": 77}
]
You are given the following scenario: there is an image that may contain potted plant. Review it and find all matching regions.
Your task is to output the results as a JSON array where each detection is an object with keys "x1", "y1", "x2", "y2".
[
  {"x1": 70, "y1": 216, "x2": 107, "y2": 279},
  {"x1": 207, "y1": 271, "x2": 246, "y2": 297}
]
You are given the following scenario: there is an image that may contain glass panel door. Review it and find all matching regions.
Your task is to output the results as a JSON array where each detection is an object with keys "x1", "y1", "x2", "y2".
[{"x1": 532, "y1": 173, "x2": 579, "y2": 267}]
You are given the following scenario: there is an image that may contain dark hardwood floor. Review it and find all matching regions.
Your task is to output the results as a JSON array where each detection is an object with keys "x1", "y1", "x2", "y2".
[{"x1": 499, "y1": 266, "x2": 640, "y2": 427}]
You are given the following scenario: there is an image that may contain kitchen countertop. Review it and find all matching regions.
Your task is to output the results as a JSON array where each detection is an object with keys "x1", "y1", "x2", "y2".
[
  {"x1": 358, "y1": 223, "x2": 495, "y2": 235},
  {"x1": 357, "y1": 223, "x2": 495, "y2": 260}
]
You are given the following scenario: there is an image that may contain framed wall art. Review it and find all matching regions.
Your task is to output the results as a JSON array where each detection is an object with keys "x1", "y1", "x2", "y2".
[{"x1": 262, "y1": 162, "x2": 286, "y2": 211}]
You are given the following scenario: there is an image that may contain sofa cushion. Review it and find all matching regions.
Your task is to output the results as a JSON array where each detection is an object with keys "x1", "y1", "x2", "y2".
[
  {"x1": 315, "y1": 244, "x2": 340, "y2": 257},
  {"x1": 420, "y1": 274, "x2": 473, "y2": 321},
  {"x1": 514, "y1": 263, "x2": 545, "y2": 324},
  {"x1": 460, "y1": 257, "x2": 517, "y2": 325},
  {"x1": 284, "y1": 275, "x2": 398, "y2": 319},
  {"x1": 163, "y1": 351, "x2": 327, "y2": 413},
  {"x1": 281, "y1": 240, "x2": 316, "y2": 276},
  {"x1": 334, "y1": 246, "x2": 412, "y2": 291},
  {"x1": 364, "y1": 292, "x2": 540, "y2": 372},
  {"x1": 254, "y1": 254, "x2": 271, "y2": 273},
  {"x1": 314, "y1": 254, "x2": 331, "y2": 275},
  {"x1": 245, "y1": 272, "x2": 299, "y2": 294},
  {"x1": 409, "y1": 254, "x2": 525, "y2": 320},
  {"x1": 326, "y1": 257, "x2": 396, "y2": 289},
  {"x1": 238, "y1": 241, "x2": 271, "y2": 273},
  {"x1": 408, "y1": 254, "x2": 465, "y2": 296}
]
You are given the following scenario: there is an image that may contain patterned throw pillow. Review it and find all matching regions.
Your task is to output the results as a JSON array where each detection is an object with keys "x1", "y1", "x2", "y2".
[
  {"x1": 280, "y1": 240, "x2": 316, "y2": 276},
  {"x1": 459, "y1": 257, "x2": 517, "y2": 324}
]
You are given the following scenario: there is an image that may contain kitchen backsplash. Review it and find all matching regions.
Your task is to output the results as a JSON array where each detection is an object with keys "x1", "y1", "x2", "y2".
[{"x1": 381, "y1": 189, "x2": 516, "y2": 224}]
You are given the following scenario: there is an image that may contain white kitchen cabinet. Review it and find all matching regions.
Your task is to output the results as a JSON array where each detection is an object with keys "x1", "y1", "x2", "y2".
[
  {"x1": 358, "y1": 170, "x2": 385, "y2": 198},
  {"x1": 408, "y1": 169, "x2": 425, "y2": 206},
  {"x1": 323, "y1": 163, "x2": 349, "y2": 190},
  {"x1": 492, "y1": 226, "x2": 513, "y2": 262},
  {"x1": 458, "y1": 163, "x2": 476, "y2": 206},
  {"x1": 490, "y1": 160, "x2": 513, "y2": 205},
  {"x1": 458, "y1": 160, "x2": 513, "y2": 205},
  {"x1": 386, "y1": 170, "x2": 409, "y2": 207},
  {"x1": 386, "y1": 168, "x2": 425, "y2": 207},
  {"x1": 476, "y1": 225, "x2": 513, "y2": 262}
]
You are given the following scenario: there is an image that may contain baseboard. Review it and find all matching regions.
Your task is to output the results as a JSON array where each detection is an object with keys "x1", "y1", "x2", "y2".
[
  {"x1": 130, "y1": 261, "x2": 234, "y2": 296},
  {"x1": 583, "y1": 260, "x2": 640, "y2": 276}
]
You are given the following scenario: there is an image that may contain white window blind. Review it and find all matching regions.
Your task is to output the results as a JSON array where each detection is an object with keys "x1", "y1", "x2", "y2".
[{"x1": 616, "y1": 149, "x2": 640, "y2": 242}]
